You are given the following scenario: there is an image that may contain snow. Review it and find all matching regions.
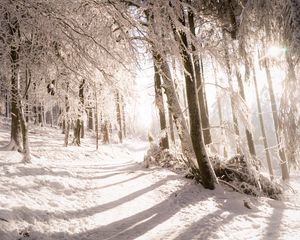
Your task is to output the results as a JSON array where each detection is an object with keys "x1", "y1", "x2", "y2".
[{"x1": 1, "y1": 124, "x2": 300, "y2": 240}]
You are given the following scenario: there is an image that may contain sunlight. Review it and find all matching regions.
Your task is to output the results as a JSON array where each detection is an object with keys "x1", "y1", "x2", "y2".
[{"x1": 267, "y1": 46, "x2": 287, "y2": 58}]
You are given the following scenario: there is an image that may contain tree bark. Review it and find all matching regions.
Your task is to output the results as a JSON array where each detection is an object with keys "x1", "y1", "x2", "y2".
[
  {"x1": 73, "y1": 119, "x2": 81, "y2": 146},
  {"x1": 88, "y1": 108, "x2": 94, "y2": 130},
  {"x1": 7, "y1": 13, "x2": 22, "y2": 152},
  {"x1": 18, "y1": 95, "x2": 31, "y2": 163},
  {"x1": 177, "y1": 10, "x2": 216, "y2": 189},
  {"x1": 64, "y1": 83, "x2": 70, "y2": 147},
  {"x1": 188, "y1": 10, "x2": 212, "y2": 144},
  {"x1": 168, "y1": 111, "x2": 175, "y2": 143},
  {"x1": 236, "y1": 70, "x2": 256, "y2": 157},
  {"x1": 153, "y1": 54, "x2": 169, "y2": 149},
  {"x1": 9, "y1": 49, "x2": 22, "y2": 151},
  {"x1": 102, "y1": 120, "x2": 110, "y2": 144}
]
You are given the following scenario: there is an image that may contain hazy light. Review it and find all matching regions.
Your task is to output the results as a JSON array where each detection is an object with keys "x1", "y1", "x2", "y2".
[{"x1": 267, "y1": 46, "x2": 287, "y2": 58}]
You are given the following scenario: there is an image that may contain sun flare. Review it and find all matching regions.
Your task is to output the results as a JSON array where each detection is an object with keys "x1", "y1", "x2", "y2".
[{"x1": 267, "y1": 46, "x2": 287, "y2": 58}]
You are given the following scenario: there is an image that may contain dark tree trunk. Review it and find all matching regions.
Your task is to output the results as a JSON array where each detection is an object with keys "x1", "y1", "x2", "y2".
[
  {"x1": 168, "y1": 111, "x2": 175, "y2": 143},
  {"x1": 102, "y1": 120, "x2": 110, "y2": 144},
  {"x1": 8, "y1": 13, "x2": 22, "y2": 151},
  {"x1": 79, "y1": 80, "x2": 85, "y2": 139},
  {"x1": 64, "y1": 83, "x2": 70, "y2": 147},
  {"x1": 5, "y1": 12, "x2": 30, "y2": 161},
  {"x1": 159, "y1": 55, "x2": 197, "y2": 169},
  {"x1": 5, "y1": 92, "x2": 10, "y2": 118},
  {"x1": 80, "y1": 120, "x2": 84, "y2": 138},
  {"x1": 73, "y1": 119, "x2": 81, "y2": 146},
  {"x1": 177, "y1": 10, "x2": 216, "y2": 189},
  {"x1": 88, "y1": 108, "x2": 93, "y2": 130},
  {"x1": 25, "y1": 67, "x2": 31, "y2": 123},
  {"x1": 10, "y1": 52, "x2": 22, "y2": 151},
  {"x1": 188, "y1": 8, "x2": 212, "y2": 144},
  {"x1": 236, "y1": 70, "x2": 256, "y2": 157},
  {"x1": 153, "y1": 54, "x2": 169, "y2": 149}
]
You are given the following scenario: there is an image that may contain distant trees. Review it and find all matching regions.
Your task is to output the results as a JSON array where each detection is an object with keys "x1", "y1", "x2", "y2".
[{"x1": 0, "y1": 0, "x2": 136, "y2": 156}]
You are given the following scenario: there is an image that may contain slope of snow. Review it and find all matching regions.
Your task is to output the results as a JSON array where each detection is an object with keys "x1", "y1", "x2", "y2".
[{"x1": 0, "y1": 124, "x2": 300, "y2": 240}]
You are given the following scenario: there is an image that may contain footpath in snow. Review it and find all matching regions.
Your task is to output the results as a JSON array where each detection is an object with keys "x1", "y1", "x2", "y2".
[{"x1": 1, "y1": 125, "x2": 300, "y2": 240}]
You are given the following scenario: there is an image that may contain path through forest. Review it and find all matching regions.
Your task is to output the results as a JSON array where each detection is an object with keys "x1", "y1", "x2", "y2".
[{"x1": 1, "y1": 124, "x2": 300, "y2": 240}]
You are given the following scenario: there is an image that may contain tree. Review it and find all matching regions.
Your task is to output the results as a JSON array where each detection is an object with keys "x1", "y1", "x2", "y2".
[
  {"x1": 188, "y1": 11, "x2": 212, "y2": 145},
  {"x1": 153, "y1": 54, "x2": 169, "y2": 149}
]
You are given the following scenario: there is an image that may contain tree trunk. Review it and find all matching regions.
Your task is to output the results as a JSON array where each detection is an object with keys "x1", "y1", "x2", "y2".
[
  {"x1": 38, "y1": 103, "x2": 43, "y2": 126},
  {"x1": 102, "y1": 120, "x2": 110, "y2": 144},
  {"x1": 263, "y1": 57, "x2": 289, "y2": 180},
  {"x1": 18, "y1": 95, "x2": 31, "y2": 163},
  {"x1": 253, "y1": 66, "x2": 273, "y2": 179},
  {"x1": 64, "y1": 120, "x2": 70, "y2": 147},
  {"x1": 88, "y1": 108, "x2": 93, "y2": 130},
  {"x1": 279, "y1": 52, "x2": 298, "y2": 168},
  {"x1": 80, "y1": 120, "x2": 84, "y2": 138},
  {"x1": 95, "y1": 89, "x2": 99, "y2": 150},
  {"x1": 199, "y1": 55, "x2": 212, "y2": 144},
  {"x1": 223, "y1": 30, "x2": 240, "y2": 154},
  {"x1": 178, "y1": 10, "x2": 216, "y2": 189},
  {"x1": 79, "y1": 80, "x2": 85, "y2": 139},
  {"x1": 73, "y1": 119, "x2": 81, "y2": 146},
  {"x1": 5, "y1": 92, "x2": 10, "y2": 118},
  {"x1": 159, "y1": 54, "x2": 217, "y2": 188},
  {"x1": 8, "y1": 15, "x2": 22, "y2": 152},
  {"x1": 194, "y1": 53, "x2": 212, "y2": 145},
  {"x1": 168, "y1": 111, "x2": 175, "y2": 143},
  {"x1": 25, "y1": 67, "x2": 30, "y2": 123},
  {"x1": 64, "y1": 84, "x2": 70, "y2": 147},
  {"x1": 153, "y1": 54, "x2": 169, "y2": 149},
  {"x1": 121, "y1": 95, "x2": 126, "y2": 138},
  {"x1": 236, "y1": 70, "x2": 256, "y2": 157},
  {"x1": 115, "y1": 91, "x2": 123, "y2": 143},
  {"x1": 159, "y1": 55, "x2": 197, "y2": 169},
  {"x1": 9, "y1": 50, "x2": 22, "y2": 151}
]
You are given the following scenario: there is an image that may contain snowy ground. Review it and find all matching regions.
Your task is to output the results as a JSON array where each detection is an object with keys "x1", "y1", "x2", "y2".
[{"x1": 1, "y1": 123, "x2": 300, "y2": 240}]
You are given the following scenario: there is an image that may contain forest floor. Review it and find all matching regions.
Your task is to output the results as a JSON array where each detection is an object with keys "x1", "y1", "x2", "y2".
[{"x1": 1, "y1": 121, "x2": 300, "y2": 240}]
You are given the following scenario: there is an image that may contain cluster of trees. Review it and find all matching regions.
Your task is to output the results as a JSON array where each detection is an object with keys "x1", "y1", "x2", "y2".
[
  {"x1": 0, "y1": 0, "x2": 299, "y2": 190},
  {"x1": 0, "y1": 0, "x2": 135, "y2": 160}
]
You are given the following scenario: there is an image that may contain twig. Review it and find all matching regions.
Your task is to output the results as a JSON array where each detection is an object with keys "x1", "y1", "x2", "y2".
[
  {"x1": 219, "y1": 179, "x2": 244, "y2": 194},
  {"x1": 0, "y1": 217, "x2": 8, "y2": 222}
]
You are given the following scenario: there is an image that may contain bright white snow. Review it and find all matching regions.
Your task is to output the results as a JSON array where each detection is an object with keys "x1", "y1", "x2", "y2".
[{"x1": 1, "y1": 123, "x2": 300, "y2": 240}]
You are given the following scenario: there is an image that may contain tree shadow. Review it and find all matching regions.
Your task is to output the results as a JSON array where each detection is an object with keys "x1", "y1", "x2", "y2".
[
  {"x1": 177, "y1": 197, "x2": 257, "y2": 240},
  {"x1": 263, "y1": 204, "x2": 284, "y2": 240},
  {"x1": 73, "y1": 172, "x2": 147, "y2": 192},
  {"x1": 1, "y1": 175, "x2": 178, "y2": 225},
  {"x1": 0, "y1": 140, "x2": 9, "y2": 147},
  {"x1": 173, "y1": 209, "x2": 234, "y2": 240},
  {"x1": 25, "y1": 181, "x2": 211, "y2": 240}
]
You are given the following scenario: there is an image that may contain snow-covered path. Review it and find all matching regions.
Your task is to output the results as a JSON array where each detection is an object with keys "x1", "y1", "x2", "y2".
[{"x1": 1, "y1": 126, "x2": 300, "y2": 240}]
